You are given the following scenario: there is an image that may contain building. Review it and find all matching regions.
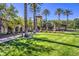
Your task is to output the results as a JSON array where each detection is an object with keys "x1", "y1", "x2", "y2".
[{"x1": 36, "y1": 16, "x2": 43, "y2": 29}]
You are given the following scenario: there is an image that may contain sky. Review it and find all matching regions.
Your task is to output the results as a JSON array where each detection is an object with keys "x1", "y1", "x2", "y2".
[{"x1": 11, "y1": 3, "x2": 79, "y2": 20}]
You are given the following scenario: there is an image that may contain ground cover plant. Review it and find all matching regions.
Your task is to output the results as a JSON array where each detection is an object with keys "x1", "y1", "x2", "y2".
[{"x1": 0, "y1": 32, "x2": 79, "y2": 56}]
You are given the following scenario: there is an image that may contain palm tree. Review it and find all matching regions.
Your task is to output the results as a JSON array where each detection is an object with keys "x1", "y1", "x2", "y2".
[
  {"x1": 55, "y1": 8, "x2": 63, "y2": 20},
  {"x1": 7, "y1": 4, "x2": 18, "y2": 34},
  {"x1": 0, "y1": 4, "x2": 6, "y2": 14},
  {"x1": 29, "y1": 3, "x2": 41, "y2": 33},
  {"x1": 42, "y1": 9, "x2": 50, "y2": 31},
  {"x1": 28, "y1": 17, "x2": 33, "y2": 31},
  {"x1": 24, "y1": 3, "x2": 28, "y2": 35},
  {"x1": 55, "y1": 8, "x2": 63, "y2": 30},
  {"x1": 7, "y1": 4, "x2": 18, "y2": 19},
  {"x1": 0, "y1": 4, "x2": 19, "y2": 34},
  {"x1": 0, "y1": 4, "x2": 7, "y2": 33},
  {"x1": 63, "y1": 9, "x2": 72, "y2": 30},
  {"x1": 16, "y1": 16, "x2": 24, "y2": 33}
]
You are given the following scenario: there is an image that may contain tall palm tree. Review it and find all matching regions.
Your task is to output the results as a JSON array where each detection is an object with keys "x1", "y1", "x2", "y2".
[
  {"x1": 0, "y1": 4, "x2": 19, "y2": 34},
  {"x1": 0, "y1": 4, "x2": 7, "y2": 33},
  {"x1": 55, "y1": 8, "x2": 63, "y2": 30},
  {"x1": 7, "y1": 4, "x2": 18, "y2": 19},
  {"x1": 42, "y1": 9, "x2": 50, "y2": 30},
  {"x1": 55, "y1": 8, "x2": 63, "y2": 20},
  {"x1": 0, "y1": 4, "x2": 6, "y2": 13},
  {"x1": 63, "y1": 9, "x2": 72, "y2": 30},
  {"x1": 29, "y1": 3, "x2": 41, "y2": 33},
  {"x1": 7, "y1": 4, "x2": 18, "y2": 34},
  {"x1": 28, "y1": 17, "x2": 33, "y2": 31},
  {"x1": 24, "y1": 3, "x2": 28, "y2": 35}
]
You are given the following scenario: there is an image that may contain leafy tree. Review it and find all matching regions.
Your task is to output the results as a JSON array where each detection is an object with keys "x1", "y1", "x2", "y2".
[
  {"x1": 67, "y1": 20, "x2": 74, "y2": 29},
  {"x1": 36, "y1": 16, "x2": 42, "y2": 31},
  {"x1": 74, "y1": 18, "x2": 79, "y2": 30},
  {"x1": 42, "y1": 20, "x2": 47, "y2": 30},
  {"x1": 7, "y1": 19, "x2": 15, "y2": 34},
  {"x1": 28, "y1": 17, "x2": 33, "y2": 31},
  {"x1": 47, "y1": 20, "x2": 53, "y2": 31},
  {"x1": 53, "y1": 20, "x2": 62, "y2": 31},
  {"x1": 16, "y1": 17, "x2": 24, "y2": 32}
]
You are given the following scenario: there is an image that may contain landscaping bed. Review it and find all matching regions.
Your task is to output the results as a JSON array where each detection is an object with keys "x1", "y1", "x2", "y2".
[{"x1": 0, "y1": 32, "x2": 79, "y2": 56}]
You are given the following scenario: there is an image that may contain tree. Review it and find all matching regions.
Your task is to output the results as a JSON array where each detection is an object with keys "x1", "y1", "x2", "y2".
[
  {"x1": 7, "y1": 4, "x2": 18, "y2": 34},
  {"x1": 53, "y1": 20, "x2": 62, "y2": 31},
  {"x1": 42, "y1": 9, "x2": 50, "y2": 31},
  {"x1": 24, "y1": 3, "x2": 28, "y2": 35},
  {"x1": 0, "y1": 4, "x2": 6, "y2": 16},
  {"x1": 0, "y1": 4, "x2": 19, "y2": 34},
  {"x1": 15, "y1": 16, "x2": 24, "y2": 33},
  {"x1": 6, "y1": 4, "x2": 18, "y2": 19},
  {"x1": 55, "y1": 8, "x2": 63, "y2": 30},
  {"x1": 0, "y1": 4, "x2": 25, "y2": 34},
  {"x1": 7, "y1": 19, "x2": 15, "y2": 34},
  {"x1": 0, "y1": 4, "x2": 11, "y2": 34},
  {"x1": 29, "y1": 3, "x2": 41, "y2": 32},
  {"x1": 47, "y1": 20, "x2": 53, "y2": 31},
  {"x1": 63, "y1": 9, "x2": 72, "y2": 30},
  {"x1": 28, "y1": 17, "x2": 33, "y2": 32},
  {"x1": 55, "y1": 8, "x2": 63, "y2": 21},
  {"x1": 74, "y1": 18, "x2": 79, "y2": 31},
  {"x1": 0, "y1": 4, "x2": 6, "y2": 33},
  {"x1": 42, "y1": 20, "x2": 47, "y2": 30}
]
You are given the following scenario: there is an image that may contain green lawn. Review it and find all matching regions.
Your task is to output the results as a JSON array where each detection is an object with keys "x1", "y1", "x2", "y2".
[{"x1": 0, "y1": 32, "x2": 79, "y2": 56}]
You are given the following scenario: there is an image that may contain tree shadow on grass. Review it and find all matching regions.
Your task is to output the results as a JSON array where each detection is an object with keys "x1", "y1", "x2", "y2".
[
  {"x1": 63, "y1": 32, "x2": 79, "y2": 35},
  {"x1": 32, "y1": 37, "x2": 79, "y2": 48},
  {"x1": 0, "y1": 40, "x2": 55, "y2": 56}
]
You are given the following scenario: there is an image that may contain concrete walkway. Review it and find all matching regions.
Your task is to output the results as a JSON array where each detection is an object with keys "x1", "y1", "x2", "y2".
[{"x1": 0, "y1": 34, "x2": 22, "y2": 43}]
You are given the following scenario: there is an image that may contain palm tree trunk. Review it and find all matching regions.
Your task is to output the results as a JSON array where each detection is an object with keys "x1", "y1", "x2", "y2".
[
  {"x1": 66, "y1": 15, "x2": 69, "y2": 31},
  {"x1": 24, "y1": 3, "x2": 28, "y2": 34},
  {"x1": 46, "y1": 15, "x2": 48, "y2": 31},
  {"x1": 33, "y1": 9, "x2": 37, "y2": 33},
  {"x1": 53, "y1": 24, "x2": 56, "y2": 32},
  {"x1": 58, "y1": 15, "x2": 60, "y2": 20},
  {"x1": 58, "y1": 15, "x2": 60, "y2": 31},
  {"x1": 74, "y1": 21, "x2": 76, "y2": 31}
]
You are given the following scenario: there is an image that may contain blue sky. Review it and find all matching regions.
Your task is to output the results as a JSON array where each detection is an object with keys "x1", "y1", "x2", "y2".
[{"x1": 12, "y1": 3, "x2": 79, "y2": 20}]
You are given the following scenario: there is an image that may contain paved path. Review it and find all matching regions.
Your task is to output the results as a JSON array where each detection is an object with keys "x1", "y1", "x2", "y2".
[{"x1": 0, "y1": 34, "x2": 22, "y2": 43}]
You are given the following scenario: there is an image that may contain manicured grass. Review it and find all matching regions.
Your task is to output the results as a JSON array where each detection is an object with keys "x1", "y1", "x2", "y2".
[{"x1": 0, "y1": 32, "x2": 79, "y2": 56}]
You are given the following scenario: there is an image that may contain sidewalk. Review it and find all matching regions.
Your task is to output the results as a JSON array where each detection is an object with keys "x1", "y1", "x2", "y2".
[{"x1": 0, "y1": 34, "x2": 22, "y2": 43}]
